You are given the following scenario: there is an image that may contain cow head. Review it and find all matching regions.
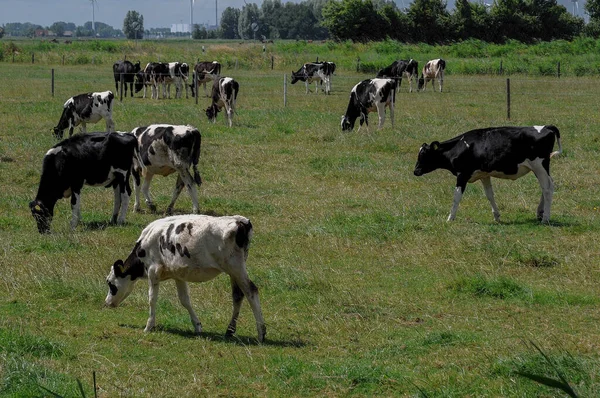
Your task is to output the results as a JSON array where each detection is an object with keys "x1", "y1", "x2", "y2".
[
  {"x1": 134, "y1": 71, "x2": 145, "y2": 93},
  {"x1": 52, "y1": 126, "x2": 64, "y2": 139},
  {"x1": 414, "y1": 141, "x2": 441, "y2": 176},
  {"x1": 133, "y1": 60, "x2": 141, "y2": 73},
  {"x1": 205, "y1": 105, "x2": 219, "y2": 122},
  {"x1": 290, "y1": 70, "x2": 304, "y2": 85},
  {"x1": 105, "y1": 246, "x2": 146, "y2": 307},
  {"x1": 29, "y1": 200, "x2": 52, "y2": 234},
  {"x1": 340, "y1": 115, "x2": 355, "y2": 131},
  {"x1": 418, "y1": 76, "x2": 425, "y2": 91},
  {"x1": 180, "y1": 63, "x2": 190, "y2": 80}
]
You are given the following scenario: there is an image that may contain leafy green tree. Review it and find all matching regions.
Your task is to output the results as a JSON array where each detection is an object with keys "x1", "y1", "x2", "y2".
[
  {"x1": 192, "y1": 24, "x2": 208, "y2": 39},
  {"x1": 407, "y1": 0, "x2": 450, "y2": 43},
  {"x1": 527, "y1": 0, "x2": 582, "y2": 41},
  {"x1": 585, "y1": 0, "x2": 600, "y2": 20},
  {"x1": 238, "y1": 3, "x2": 264, "y2": 40},
  {"x1": 322, "y1": 0, "x2": 388, "y2": 42},
  {"x1": 50, "y1": 22, "x2": 66, "y2": 36},
  {"x1": 220, "y1": 7, "x2": 241, "y2": 39},
  {"x1": 123, "y1": 10, "x2": 144, "y2": 40},
  {"x1": 0, "y1": 26, "x2": 4, "y2": 39}
]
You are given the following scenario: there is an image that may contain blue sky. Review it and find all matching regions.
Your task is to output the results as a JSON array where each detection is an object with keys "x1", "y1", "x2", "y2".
[{"x1": 0, "y1": 0, "x2": 588, "y2": 30}]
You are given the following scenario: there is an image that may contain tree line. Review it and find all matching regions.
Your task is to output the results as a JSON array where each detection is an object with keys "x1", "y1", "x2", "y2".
[
  {"x1": 219, "y1": 0, "x2": 600, "y2": 43},
  {"x1": 3, "y1": 0, "x2": 600, "y2": 44}
]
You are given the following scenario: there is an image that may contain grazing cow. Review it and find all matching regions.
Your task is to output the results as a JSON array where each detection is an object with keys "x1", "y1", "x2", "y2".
[
  {"x1": 376, "y1": 59, "x2": 419, "y2": 92},
  {"x1": 165, "y1": 62, "x2": 190, "y2": 99},
  {"x1": 134, "y1": 63, "x2": 154, "y2": 98},
  {"x1": 29, "y1": 132, "x2": 137, "y2": 233},
  {"x1": 413, "y1": 125, "x2": 562, "y2": 223},
  {"x1": 189, "y1": 61, "x2": 222, "y2": 97},
  {"x1": 205, "y1": 77, "x2": 239, "y2": 127},
  {"x1": 418, "y1": 59, "x2": 446, "y2": 92},
  {"x1": 134, "y1": 62, "x2": 170, "y2": 99},
  {"x1": 105, "y1": 214, "x2": 266, "y2": 342},
  {"x1": 291, "y1": 62, "x2": 334, "y2": 94},
  {"x1": 341, "y1": 78, "x2": 395, "y2": 132},
  {"x1": 131, "y1": 124, "x2": 202, "y2": 215},
  {"x1": 53, "y1": 91, "x2": 115, "y2": 139},
  {"x1": 112, "y1": 60, "x2": 141, "y2": 97}
]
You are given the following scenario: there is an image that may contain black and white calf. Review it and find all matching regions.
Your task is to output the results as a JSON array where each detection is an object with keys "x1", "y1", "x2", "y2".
[
  {"x1": 131, "y1": 124, "x2": 202, "y2": 214},
  {"x1": 190, "y1": 61, "x2": 222, "y2": 97},
  {"x1": 291, "y1": 62, "x2": 334, "y2": 94},
  {"x1": 341, "y1": 78, "x2": 395, "y2": 132},
  {"x1": 206, "y1": 77, "x2": 239, "y2": 127},
  {"x1": 418, "y1": 58, "x2": 446, "y2": 92},
  {"x1": 53, "y1": 91, "x2": 115, "y2": 139},
  {"x1": 377, "y1": 59, "x2": 419, "y2": 92},
  {"x1": 413, "y1": 125, "x2": 562, "y2": 223},
  {"x1": 105, "y1": 214, "x2": 266, "y2": 342},
  {"x1": 113, "y1": 60, "x2": 141, "y2": 98},
  {"x1": 165, "y1": 62, "x2": 190, "y2": 99},
  {"x1": 30, "y1": 132, "x2": 137, "y2": 233}
]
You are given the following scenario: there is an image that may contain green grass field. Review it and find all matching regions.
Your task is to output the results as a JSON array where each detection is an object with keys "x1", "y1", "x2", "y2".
[{"x1": 1, "y1": 43, "x2": 600, "y2": 396}]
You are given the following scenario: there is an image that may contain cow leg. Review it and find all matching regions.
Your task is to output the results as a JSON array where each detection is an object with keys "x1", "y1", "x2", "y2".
[
  {"x1": 481, "y1": 177, "x2": 501, "y2": 222},
  {"x1": 81, "y1": 123, "x2": 87, "y2": 134},
  {"x1": 231, "y1": 272, "x2": 266, "y2": 343},
  {"x1": 166, "y1": 174, "x2": 185, "y2": 215},
  {"x1": 226, "y1": 276, "x2": 245, "y2": 337},
  {"x1": 175, "y1": 280, "x2": 202, "y2": 334},
  {"x1": 106, "y1": 116, "x2": 115, "y2": 133},
  {"x1": 376, "y1": 103, "x2": 386, "y2": 129},
  {"x1": 141, "y1": 173, "x2": 157, "y2": 213},
  {"x1": 70, "y1": 191, "x2": 81, "y2": 230},
  {"x1": 132, "y1": 167, "x2": 142, "y2": 212},
  {"x1": 144, "y1": 270, "x2": 160, "y2": 332},
  {"x1": 226, "y1": 104, "x2": 234, "y2": 128},
  {"x1": 531, "y1": 161, "x2": 554, "y2": 223},
  {"x1": 111, "y1": 185, "x2": 121, "y2": 224},
  {"x1": 117, "y1": 176, "x2": 131, "y2": 224},
  {"x1": 448, "y1": 177, "x2": 468, "y2": 221}
]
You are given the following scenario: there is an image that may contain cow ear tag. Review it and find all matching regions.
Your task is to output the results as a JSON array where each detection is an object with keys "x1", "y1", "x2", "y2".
[
  {"x1": 35, "y1": 205, "x2": 42, "y2": 211},
  {"x1": 432, "y1": 142, "x2": 439, "y2": 151},
  {"x1": 113, "y1": 260, "x2": 125, "y2": 275}
]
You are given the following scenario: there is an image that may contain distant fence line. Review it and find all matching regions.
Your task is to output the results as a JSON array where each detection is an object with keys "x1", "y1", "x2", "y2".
[{"x1": 45, "y1": 67, "x2": 599, "y2": 122}]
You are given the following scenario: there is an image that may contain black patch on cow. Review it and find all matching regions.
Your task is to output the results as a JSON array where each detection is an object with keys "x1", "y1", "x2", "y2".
[
  {"x1": 137, "y1": 247, "x2": 146, "y2": 258},
  {"x1": 183, "y1": 246, "x2": 190, "y2": 258},
  {"x1": 167, "y1": 223, "x2": 175, "y2": 237},
  {"x1": 148, "y1": 146, "x2": 156, "y2": 156},
  {"x1": 159, "y1": 235, "x2": 166, "y2": 254},
  {"x1": 187, "y1": 223, "x2": 193, "y2": 234},
  {"x1": 175, "y1": 223, "x2": 186, "y2": 234},
  {"x1": 169, "y1": 244, "x2": 176, "y2": 255},
  {"x1": 108, "y1": 281, "x2": 118, "y2": 296},
  {"x1": 235, "y1": 219, "x2": 253, "y2": 249},
  {"x1": 116, "y1": 241, "x2": 146, "y2": 281}
]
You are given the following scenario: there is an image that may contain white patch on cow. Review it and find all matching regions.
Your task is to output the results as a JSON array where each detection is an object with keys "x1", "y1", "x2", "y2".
[
  {"x1": 46, "y1": 146, "x2": 62, "y2": 156},
  {"x1": 461, "y1": 137, "x2": 470, "y2": 148},
  {"x1": 534, "y1": 125, "x2": 545, "y2": 133},
  {"x1": 63, "y1": 98, "x2": 74, "y2": 108}
]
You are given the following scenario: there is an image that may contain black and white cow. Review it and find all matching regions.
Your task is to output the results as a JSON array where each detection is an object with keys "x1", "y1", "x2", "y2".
[
  {"x1": 30, "y1": 132, "x2": 137, "y2": 233},
  {"x1": 413, "y1": 125, "x2": 562, "y2": 223},
  {"x1": 376, "y1": 59, "x2": 419, "y2": 92},
  {"x1": 291, "y1": 62, "x2": 334, "y2": 94},
  {"x1": 341, "y1": 78, "x2": 395, "y2": 132},
  {"x1": 113, "y1": 60, "x2": 141, "y2": 97},
  {"x1": 53, "y1": 91, "x2": 115, "y2": 139},
  {"x1": 105, "y1": 214, "x2": 266, "y2": 342},
  {"x1": 165, "y1": 62, "x2": 190, "y2": 99},
  {"x1": 131, "y1": 124, "x2": 202, "y2": 215},
  {"x1": 190, "y1": 61, "x2": 222, "y2": 98},
  {"x1": 134, "y1": 62, "x2": 170, "y2": 99},
  {"x1": 206, "y1": 77, "x2": 239, "y2": 127},
  {"x1": 134, "y1": 63, "x2": 154, "y2": 98},
  {"x1": 418, "y1": 58, "x2": 446, "y2": 92}
]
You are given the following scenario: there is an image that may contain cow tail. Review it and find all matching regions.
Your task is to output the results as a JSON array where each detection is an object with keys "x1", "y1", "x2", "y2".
[
  {"x1": 547, "y1": 125, "x2": 562, "y2": 157},
  {"x1": 192, "y1": 132, "x2": 202, "y2": 186}
]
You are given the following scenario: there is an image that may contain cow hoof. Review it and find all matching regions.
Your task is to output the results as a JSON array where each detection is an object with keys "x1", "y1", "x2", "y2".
[
  {"x1": 165, "y1": 207, "x2": 174, "y2": 215},
  {"x1": 148, "y1": 204, "x2": 157, "y2": 213}
]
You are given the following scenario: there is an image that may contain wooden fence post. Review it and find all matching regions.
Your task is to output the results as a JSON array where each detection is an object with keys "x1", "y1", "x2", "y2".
[
  {"x1": 32, "y1": 53, "x2": 35, "y2": 64},
  {"x1": 356, "y1": 57, "x2": 360, "y2": 73},
  {"x1": 194, "y1": 73, "x2": 199, "y2": 105},
  {"x1": 506, "y1": 78, "x2": 511, "y2": 120},
  {"x1": 51, "y1": 69, "x2": 55, "y2": 97},
  {"x1": 557, "y1": 61, "x2": 561, "y2": 78},
  {"x1": 271, "y1": 55, "x2": 274, "y2": 70},
  {"x1": 499, "y1": 60, "x2": 503, "y2": 75}
]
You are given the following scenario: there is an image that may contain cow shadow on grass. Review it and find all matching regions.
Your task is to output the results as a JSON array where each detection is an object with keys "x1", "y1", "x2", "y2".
[
  {"x1": 80, "y1": 220, "x2": 149, "y2": 231},
  {"x1": 499, "y1": 218, "x2": 577, "y2": 228},
  {"x1": 118, "y1": 323, "x2": 307, "y2": 348}
]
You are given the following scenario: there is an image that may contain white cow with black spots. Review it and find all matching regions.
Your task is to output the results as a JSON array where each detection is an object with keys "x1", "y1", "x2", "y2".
[{"x1": 105, "y1": 214, "x2": 266, "y2": 343}]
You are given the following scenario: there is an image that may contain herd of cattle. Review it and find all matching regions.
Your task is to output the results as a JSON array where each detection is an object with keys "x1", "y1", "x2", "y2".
[{"x1": 26, "y1": 55, "x2": 562, "y2": 342}]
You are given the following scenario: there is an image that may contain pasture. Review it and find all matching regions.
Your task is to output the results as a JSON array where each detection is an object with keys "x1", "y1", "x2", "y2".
[{"x1": 1, "y1": 43, "x2": 600, "y2": 396}]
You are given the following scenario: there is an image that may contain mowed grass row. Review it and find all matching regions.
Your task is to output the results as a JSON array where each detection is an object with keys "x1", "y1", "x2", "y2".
[{"x1": 0, "y1": 62, "x2": 599, "y2": 396}]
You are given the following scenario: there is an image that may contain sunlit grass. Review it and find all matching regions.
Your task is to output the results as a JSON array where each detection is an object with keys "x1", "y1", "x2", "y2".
[{"x1": 0, "y1": 54, "x2": 599, "y2": 396}]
